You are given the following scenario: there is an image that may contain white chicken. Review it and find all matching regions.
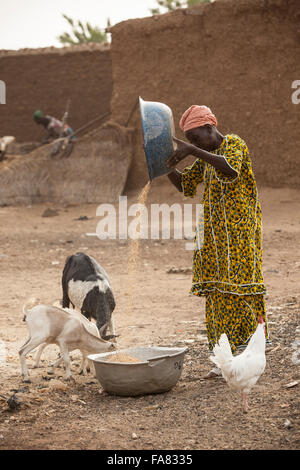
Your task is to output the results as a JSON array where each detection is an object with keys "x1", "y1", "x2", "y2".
[{"x1": 210, "y1": 317, "x2": 266, "y2": 413}]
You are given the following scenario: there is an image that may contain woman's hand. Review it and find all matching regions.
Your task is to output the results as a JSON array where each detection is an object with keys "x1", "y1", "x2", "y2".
[{"x1": 166, "y1": 136, "x2": 195, "y2": 168}]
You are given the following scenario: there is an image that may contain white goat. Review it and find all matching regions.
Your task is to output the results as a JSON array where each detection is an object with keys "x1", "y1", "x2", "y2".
[
  {"x1": 33, "y1": 303, "x2": 102, "y2": 375},
  {"x1": 19, "y1": 300, "x2": 115, "y2": 382}
]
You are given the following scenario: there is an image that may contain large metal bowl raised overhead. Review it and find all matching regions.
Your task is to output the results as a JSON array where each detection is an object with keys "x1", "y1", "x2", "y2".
[{"x1": 139, "y1": 97, "x2": 177, "y2": 181}]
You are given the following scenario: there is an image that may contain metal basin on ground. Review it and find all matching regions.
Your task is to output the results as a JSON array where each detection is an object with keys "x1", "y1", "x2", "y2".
[
  {"x1": 88, "y1": 346, "x2": 188, "y2": 396},
  {"x1": 139, "y1": 97, "x2": 177, "y2": 181}
]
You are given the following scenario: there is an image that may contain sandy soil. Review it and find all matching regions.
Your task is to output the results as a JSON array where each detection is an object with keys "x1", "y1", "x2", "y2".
[{"x1": 0, "y1": 182, "x2": 299, "y2": 450}]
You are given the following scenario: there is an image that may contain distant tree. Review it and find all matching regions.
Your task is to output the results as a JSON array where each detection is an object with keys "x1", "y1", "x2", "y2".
[
  {"x1": 58, "y1": 14, "x2": 111, "y2": 45},
  {"x1": 150, "y1": 0, "x2": 212, "y2": 15}
]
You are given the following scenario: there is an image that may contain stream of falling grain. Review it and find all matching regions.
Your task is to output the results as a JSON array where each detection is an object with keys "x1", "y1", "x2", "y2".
[{"x1": 127, "y1": 181, "x2": 151, "y2": 311}]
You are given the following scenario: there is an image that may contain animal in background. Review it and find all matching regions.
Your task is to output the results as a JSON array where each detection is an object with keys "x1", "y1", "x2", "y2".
[
  {"x1": 61, "y1": 252, "x2": 116, "y2": 340},
  {"x1": 0, "y1": 136, "x2": 15, "y2": 161},
  {"x1": 210, "y1": 317, "x2": 267, "y2": 413}
]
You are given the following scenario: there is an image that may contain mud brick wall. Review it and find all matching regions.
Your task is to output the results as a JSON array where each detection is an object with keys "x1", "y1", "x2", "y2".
[
  {"x1": 110, "y1": 0, "x2": 300, "y2": 189},
  {"x1": 0, "y1": 44, "x2": 112, "y2": 142}
]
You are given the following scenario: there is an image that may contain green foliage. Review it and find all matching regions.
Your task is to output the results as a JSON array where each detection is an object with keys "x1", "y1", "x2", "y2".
[
  {"x1": 58, "y1": 14, "x2": 110, "y2": 45},
  {"x1": 188, "y1": 0, "x2": 211, "y2": 5},
  {"x1": 150, "y1": 0, "x2": 182, "y2": 15},
  {"x1": 150, "y1": 0, "x2": 211, "y2": 15}
]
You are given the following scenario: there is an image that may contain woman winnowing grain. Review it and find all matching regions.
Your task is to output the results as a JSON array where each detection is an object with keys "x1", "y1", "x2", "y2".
[{"x1": 166, "y1": 105, "x2": 271, "y2": 377}]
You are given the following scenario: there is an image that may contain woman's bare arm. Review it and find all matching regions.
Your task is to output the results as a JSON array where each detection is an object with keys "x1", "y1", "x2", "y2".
[
  {"x1": 167, "y1": 169, "x2": 183, "y2": 192},
  {"x1": 166, "y1": 137, "x2": 237, "y2": 178}
]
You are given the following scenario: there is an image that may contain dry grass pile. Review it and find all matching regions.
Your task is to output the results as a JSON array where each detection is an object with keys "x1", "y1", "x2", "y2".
[{"x1": 0, "y1": 122, "x2": 135, "y2": 205}]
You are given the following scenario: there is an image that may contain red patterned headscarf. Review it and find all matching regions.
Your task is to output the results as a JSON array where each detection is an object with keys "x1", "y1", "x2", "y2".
[{"x1": 179, "y1": 105, "x2": 217, "y2": 132}]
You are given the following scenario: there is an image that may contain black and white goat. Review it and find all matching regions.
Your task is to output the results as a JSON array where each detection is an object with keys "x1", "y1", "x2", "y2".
[{"x1": 62, "y1": 252, "x2": 116, "y2": 339}]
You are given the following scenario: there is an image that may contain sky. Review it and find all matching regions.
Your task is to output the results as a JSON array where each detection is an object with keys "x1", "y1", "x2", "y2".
[{"x1": 0, "y1": 0, "x2": 159, "y2": 50}]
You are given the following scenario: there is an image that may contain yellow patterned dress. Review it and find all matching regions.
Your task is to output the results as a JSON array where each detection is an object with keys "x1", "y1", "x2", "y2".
[{"x1": 181, "y1": 134, "x2": 270, "y2": 353}]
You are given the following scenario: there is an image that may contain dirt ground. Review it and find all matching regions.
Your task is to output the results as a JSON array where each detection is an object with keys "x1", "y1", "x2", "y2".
[{"x1": 0, "y1": 182, "x2": 299, "y2": 450}]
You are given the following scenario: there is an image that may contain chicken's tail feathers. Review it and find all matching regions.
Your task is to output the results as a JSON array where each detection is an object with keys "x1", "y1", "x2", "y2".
[
  {"x1": 210, "y1": 333, "x2": 233, "y2": 368},
  {"x1": 215, "y1": 333, "x2": 232, "y2": 355},
  {"x1": 209, "y1": 355, "x2": 220, "y2": 367}
]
